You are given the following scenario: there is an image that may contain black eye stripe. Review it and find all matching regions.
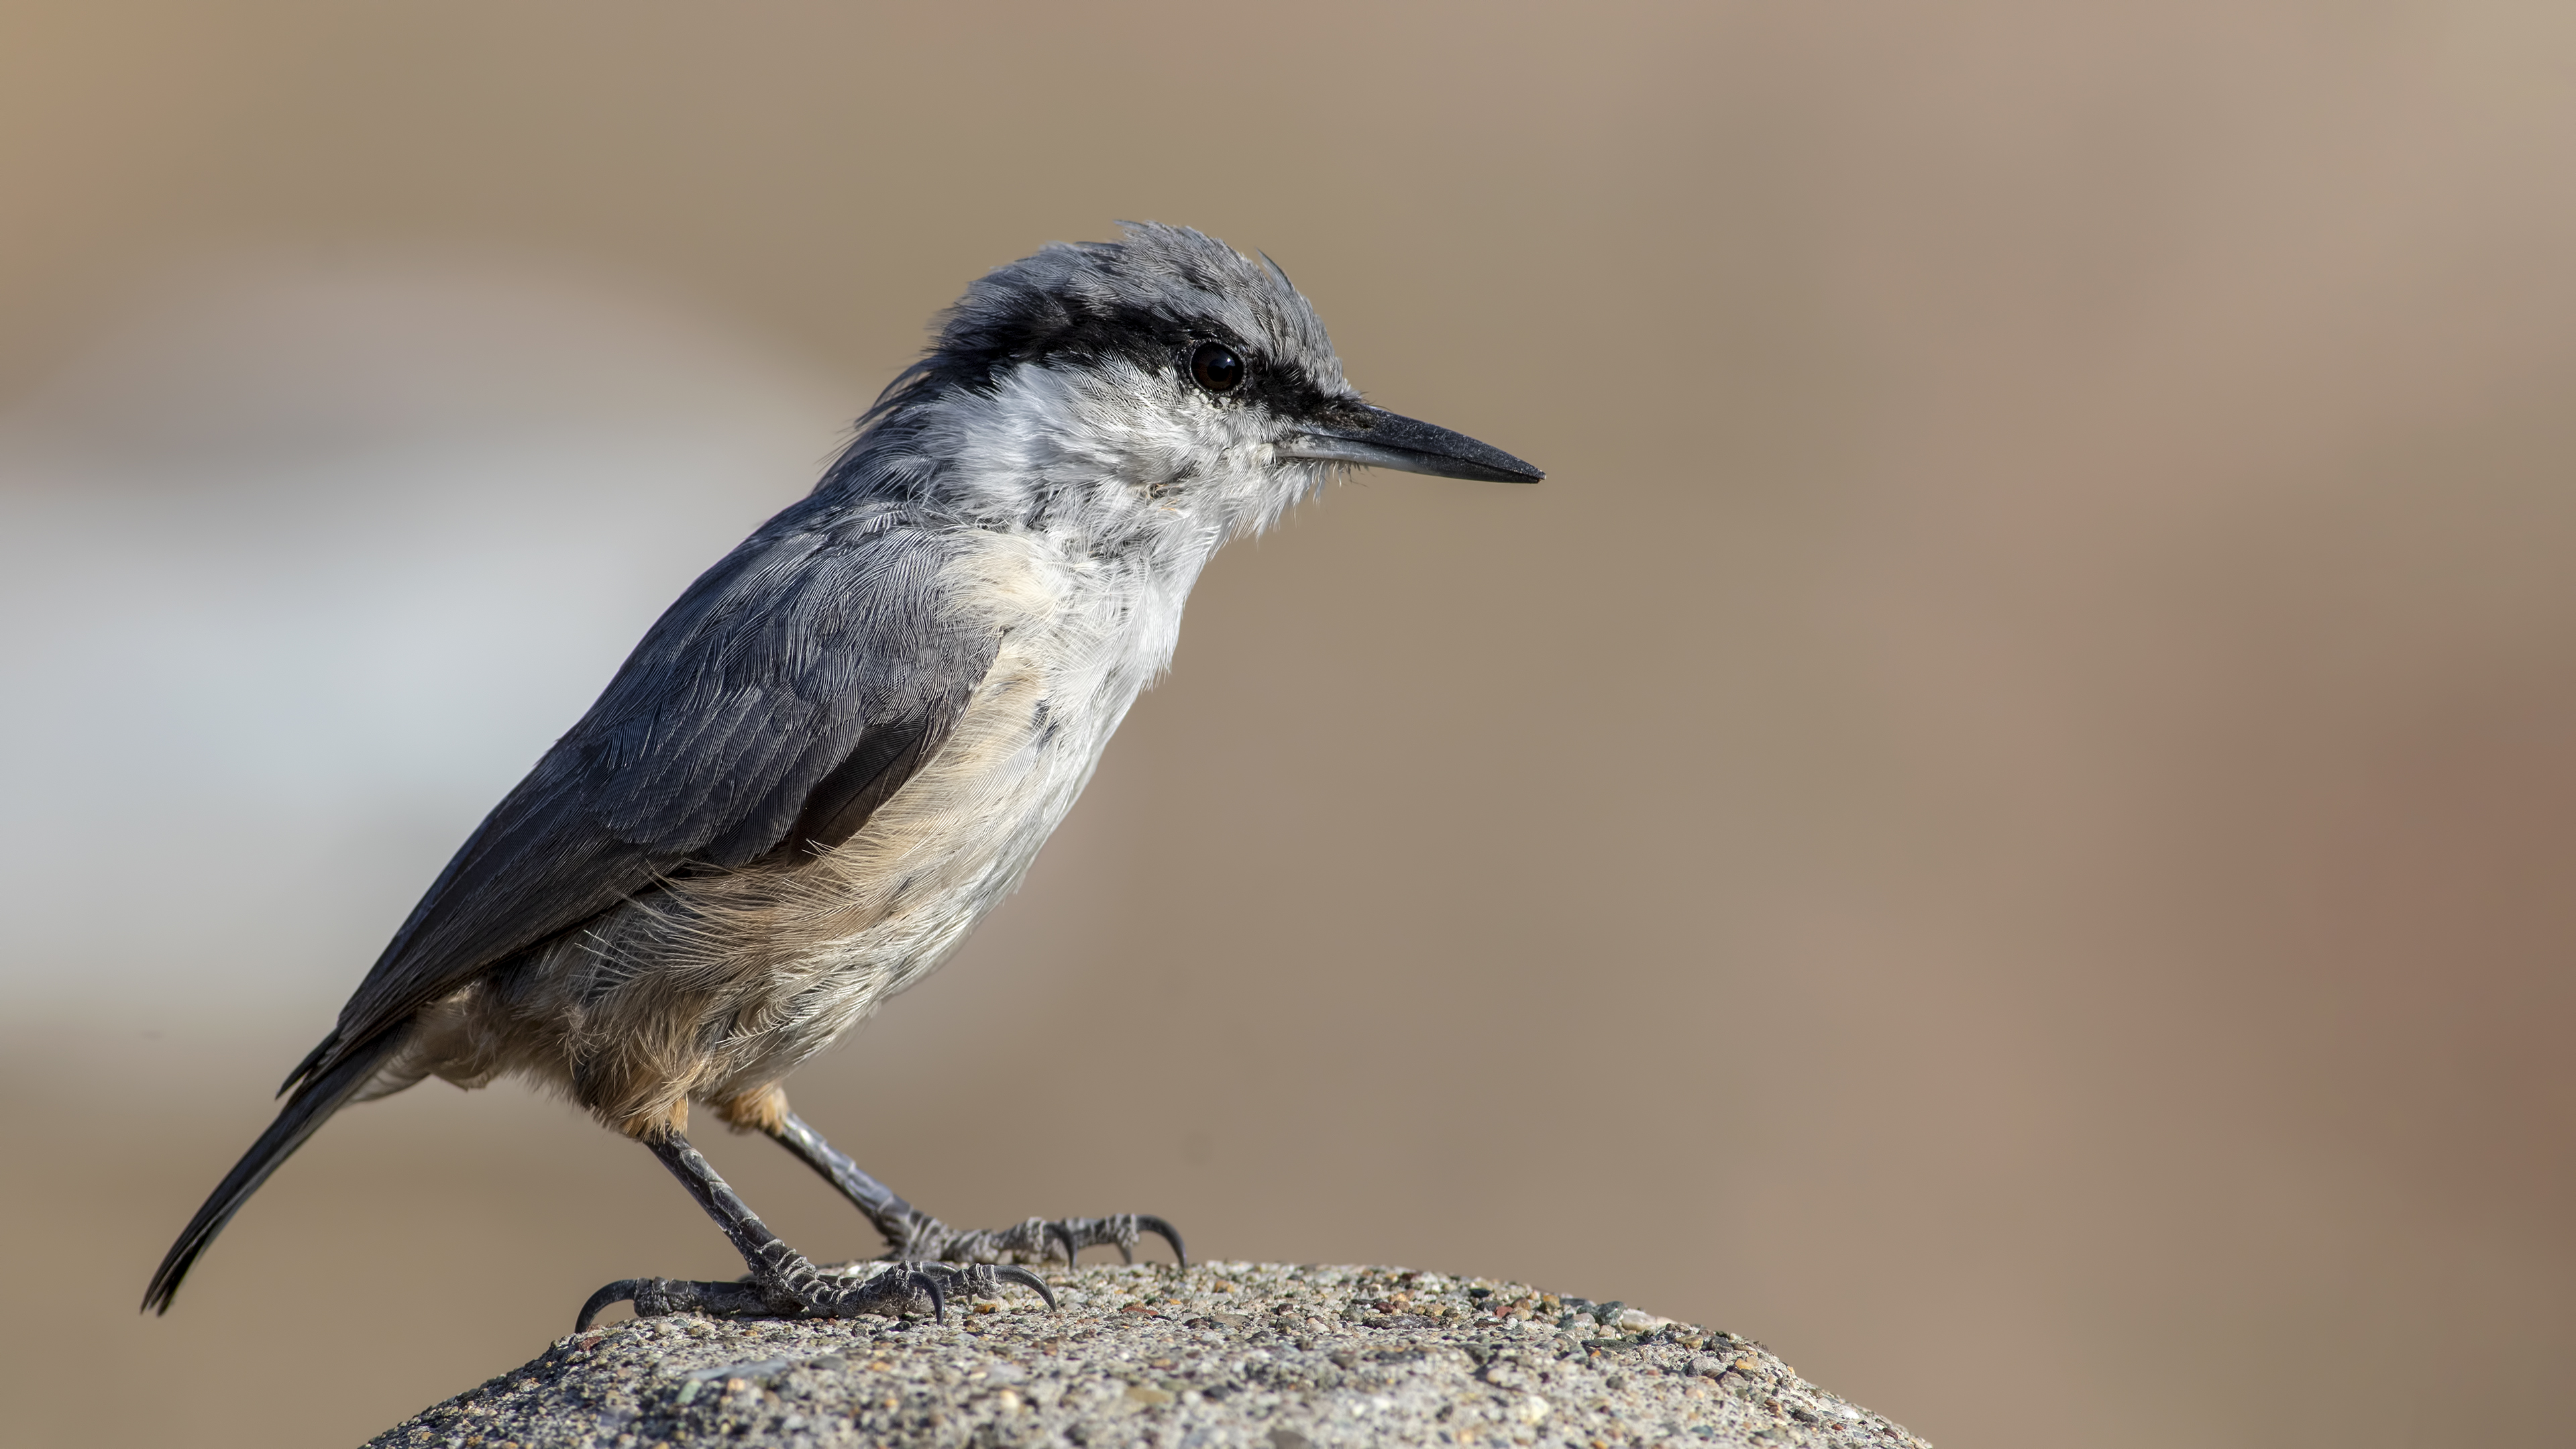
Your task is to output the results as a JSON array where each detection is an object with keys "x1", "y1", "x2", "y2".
[{"x1": 1189, "y1": 341, "x2": 1244, "y2": 394}]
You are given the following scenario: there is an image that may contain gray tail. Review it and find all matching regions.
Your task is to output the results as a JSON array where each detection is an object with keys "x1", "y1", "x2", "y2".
[{"x1": 141, "y1": 1025, "x2": 411, "y2": 1313}]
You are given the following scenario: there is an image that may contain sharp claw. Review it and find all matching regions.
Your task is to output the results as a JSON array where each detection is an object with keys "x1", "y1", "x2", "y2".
[
  {"x1": 992, "y1": 1263, "x2": 1059, "y2": 1311},
  {"x1": 1116, "y1": 1240, "x2": 1135, "y2": 1265},
  {"x1": 576, "y1": 1279, "x2": 646, "y2": 1332},
  {"x1": 916, "y1": 1268, "x2": 946, "y2": 1324},
  {"x1": 1046, "y1": 1220, "x2": 1079, "y2": 1269},
  {"x1": 1136, "y1": 1214, "x2": 1189, "y2": 1271}
]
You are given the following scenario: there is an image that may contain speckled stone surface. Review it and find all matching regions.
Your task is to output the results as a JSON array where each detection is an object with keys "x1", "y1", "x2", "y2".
[{"x1": 368, "y1": 1262, "x2": 1929, "y2": 1449}]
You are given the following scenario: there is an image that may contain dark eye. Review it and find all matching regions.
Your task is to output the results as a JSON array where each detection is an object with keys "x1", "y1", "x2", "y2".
[{"x1": 1189, "y1": 341, "x2": 1243, "y2": 393}]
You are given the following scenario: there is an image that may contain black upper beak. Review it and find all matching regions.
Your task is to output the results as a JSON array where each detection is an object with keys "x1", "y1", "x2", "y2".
[{"x1": 1283, "y1": 403, "x2": 1544, "y2": 484}]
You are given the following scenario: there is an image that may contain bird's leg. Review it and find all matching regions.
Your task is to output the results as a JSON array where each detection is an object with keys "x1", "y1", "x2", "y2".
[
  {"x1": 766, "y1": 1108, "x2": 1187, "y2": 1271},
  {"x1": 572, "y1": 1132, "x2": 1055, "y2": 1331}
]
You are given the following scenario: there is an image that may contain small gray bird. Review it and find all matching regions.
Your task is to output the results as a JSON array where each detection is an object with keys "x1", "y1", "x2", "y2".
[{"x1": 144, "y1": 223, "x2": 1540, "y2": 1328}]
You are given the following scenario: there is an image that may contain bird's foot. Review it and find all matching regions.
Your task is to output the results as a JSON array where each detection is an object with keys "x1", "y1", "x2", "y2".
[
  {"x1": 885, "y1": 1211, "x2": 1187, "y2": 1269},
  {"x1": 760, "y1": 1110, "x2": 1187, "y2": 1272},
  {"x1": 576, "y1": 1254, "x2": 1053, "y2": 1332}
]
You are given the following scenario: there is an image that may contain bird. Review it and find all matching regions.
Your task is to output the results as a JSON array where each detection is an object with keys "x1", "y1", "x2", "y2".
[{"x1": 142, "y1": 222, "x2": 1541, "y2": 1330}]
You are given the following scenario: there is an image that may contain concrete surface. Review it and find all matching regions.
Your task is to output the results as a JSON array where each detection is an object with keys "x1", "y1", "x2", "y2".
[{"x1": 367, "y1": 1263, "x2": 1928, "y2": 1448}]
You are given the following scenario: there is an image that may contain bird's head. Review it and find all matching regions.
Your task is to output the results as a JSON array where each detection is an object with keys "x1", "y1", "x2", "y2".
[{"x1": 844, "y1": 223, "x2": 1540, "y2": 551}]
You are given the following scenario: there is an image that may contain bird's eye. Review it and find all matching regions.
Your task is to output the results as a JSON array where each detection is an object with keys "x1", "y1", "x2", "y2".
[{"x1": 1189, "y1": 341, "x2": 1243, "y2": 393}]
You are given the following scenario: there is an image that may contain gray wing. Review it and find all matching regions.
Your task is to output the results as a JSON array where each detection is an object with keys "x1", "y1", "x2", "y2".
[{"x1": 288, "y1": 503, "x2": 997, "y2": 1091}]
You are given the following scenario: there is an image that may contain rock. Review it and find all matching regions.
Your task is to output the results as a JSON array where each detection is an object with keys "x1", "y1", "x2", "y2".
[{"x1": 366, "y1": 1262, "x2": 1929, "y2": 1447}]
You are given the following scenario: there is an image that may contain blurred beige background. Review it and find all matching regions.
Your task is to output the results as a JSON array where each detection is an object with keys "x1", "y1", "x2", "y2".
[{"x1": 4, "y1": 3, "x2": 2573, "y2": 1447}]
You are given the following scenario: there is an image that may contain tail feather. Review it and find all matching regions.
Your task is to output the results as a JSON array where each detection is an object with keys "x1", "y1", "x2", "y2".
[
  {"x1": 278, "y1": 1031, "x2": 338, "y2": 1098},
  {"x1": 142, "y1": 1024, "x2": 411, "y2": 1313}
]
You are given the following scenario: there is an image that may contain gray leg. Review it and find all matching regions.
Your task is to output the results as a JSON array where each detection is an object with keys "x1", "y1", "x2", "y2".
[
  {"x1": 573, "y1": 1132, "x2": 1055, "y2": 1331},
  {"x1": 767, "y1": 1110, "x2": 1187, "y2": 1269}
]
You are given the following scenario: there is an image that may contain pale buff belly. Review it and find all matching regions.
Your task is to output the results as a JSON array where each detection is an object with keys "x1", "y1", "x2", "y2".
[{"x1": 386, "y1": 634, "x2": 1129, "y2": 1136}]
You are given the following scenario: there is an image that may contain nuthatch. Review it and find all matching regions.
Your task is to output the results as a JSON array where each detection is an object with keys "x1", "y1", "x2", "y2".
[{"x1": 146, "y1": 223, "x2": 1540, "y2": 1326}]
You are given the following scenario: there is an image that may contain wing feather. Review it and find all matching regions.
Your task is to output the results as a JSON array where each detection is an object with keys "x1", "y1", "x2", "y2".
[{"x1": 290, "y1": 500, "x2": 996, "y2": 1089}]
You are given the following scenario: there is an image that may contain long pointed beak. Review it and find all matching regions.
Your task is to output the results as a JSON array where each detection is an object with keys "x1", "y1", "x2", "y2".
[{"x1": 1282, "y1": 403, "x2": 1544, "y2": 484}]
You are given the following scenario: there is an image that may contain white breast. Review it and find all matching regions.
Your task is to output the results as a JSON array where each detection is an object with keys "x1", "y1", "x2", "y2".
[{"x1": 699, "y1": 521, "x2": 1210, "y2": 1081}]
